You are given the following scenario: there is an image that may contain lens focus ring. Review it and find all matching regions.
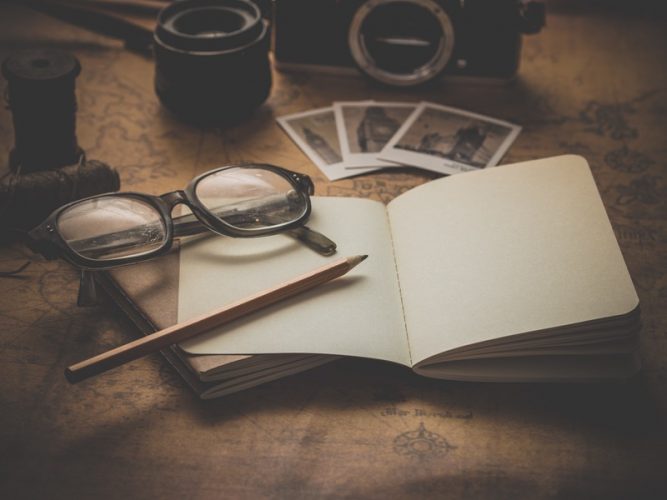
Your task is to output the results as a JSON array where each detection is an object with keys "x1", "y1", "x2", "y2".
[{"x1": 348, "y1": 0, "x2": 455, "y2": 87}]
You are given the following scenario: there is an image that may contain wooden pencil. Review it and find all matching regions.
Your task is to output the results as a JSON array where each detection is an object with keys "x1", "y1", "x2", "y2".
[{"x1": 65, "y1": 255, "x2": 368, "y2": 383}]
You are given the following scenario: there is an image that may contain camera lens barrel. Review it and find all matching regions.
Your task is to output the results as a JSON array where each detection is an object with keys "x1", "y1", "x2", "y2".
[
  {"x1": 154, "y1": 0, "x2": 271, "y2": 123},
  {"x1": 348, "y1": 0, "x2": 455, "y2": 87}
]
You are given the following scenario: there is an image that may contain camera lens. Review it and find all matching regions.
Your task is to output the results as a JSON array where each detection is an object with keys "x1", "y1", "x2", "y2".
[
  {"x1": 348, "y1": 0, "x2": 454, "y2": 86},
  {"x1": 154, "y1": 0, "x2": 271, "y2": 123}
]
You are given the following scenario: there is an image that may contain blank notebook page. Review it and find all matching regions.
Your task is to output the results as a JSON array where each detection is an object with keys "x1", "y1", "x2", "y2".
[{"x1": 387, "y1": 155, "x2": 639, "y2": 365}]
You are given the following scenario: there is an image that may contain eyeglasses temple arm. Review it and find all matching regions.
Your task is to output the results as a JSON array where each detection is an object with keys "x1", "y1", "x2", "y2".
[
  {"x1": 171, "y1": 195, "x2": 303, "y2": 237},
  {"x1": 172, "y1": 213, "x2": 208, "y2": 237},
  {"x1": 172, "y1": 213, "x2": 337, "y2": 256},
  {"x1": 286, "y1": 226, "x2": 337, "y2": 256}
]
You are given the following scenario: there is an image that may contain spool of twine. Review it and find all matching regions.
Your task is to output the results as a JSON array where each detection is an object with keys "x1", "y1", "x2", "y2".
[
  {"x1": 0, "y1": 159, "x2": 121, "y2": 235},
  {"x1": 2, "y1": 49, "x2": 83, "y2": 173},
  {"x1": 0, "y1": 49, "x2": 121, "y2": 239}
]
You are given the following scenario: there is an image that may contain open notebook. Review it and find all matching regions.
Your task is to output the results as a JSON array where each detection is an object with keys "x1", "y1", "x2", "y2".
[{"x1": 98, "y1": 155, "x2": 640, "y2": 398}]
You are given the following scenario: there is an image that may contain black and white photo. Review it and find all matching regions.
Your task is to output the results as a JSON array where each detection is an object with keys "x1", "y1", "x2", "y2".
[
  {"x1": 277, "y1": 107, "x2": 380, "y2": 180},
  {"x1": 334, "y1": 101, "x2": 417, "y2": 168},
  {"x1": 380, "y1": 103, "x2": 521, "y2": 175}
]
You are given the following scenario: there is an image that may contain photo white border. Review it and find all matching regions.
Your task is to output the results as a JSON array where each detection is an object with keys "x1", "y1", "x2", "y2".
[
  {"x1": 277, "y1": 107, "x2": 380, "y2": 181},
  {"x1": 333, "y1": 101, "x2": 417, "y2": 169},
  {"x1": 379, "y1": 102, "x2": 522, "y2": 176}
]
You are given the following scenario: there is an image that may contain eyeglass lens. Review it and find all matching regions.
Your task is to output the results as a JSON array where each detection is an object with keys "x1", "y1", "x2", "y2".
[
  {"x1": 57, "y1": 197, "x2": 167, "y2": 261},
  {"x1": 194, "y1": 167, "x2": 308, "y2": 230}
]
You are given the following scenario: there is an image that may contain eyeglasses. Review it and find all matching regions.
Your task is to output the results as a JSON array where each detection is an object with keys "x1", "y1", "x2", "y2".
[{"x1": 26, "y1": 164, "x2": 337, "y2": 304}]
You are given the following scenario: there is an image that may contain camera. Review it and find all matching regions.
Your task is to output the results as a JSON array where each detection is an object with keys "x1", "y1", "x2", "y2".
[{"x1": 273, "y1": 0, "x2": 545, "y2": 87}]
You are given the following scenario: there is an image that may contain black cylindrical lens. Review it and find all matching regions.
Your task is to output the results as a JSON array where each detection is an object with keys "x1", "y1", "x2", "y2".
[{"x1": 153, "y1": 0, "x2": 271, "y2": 123}]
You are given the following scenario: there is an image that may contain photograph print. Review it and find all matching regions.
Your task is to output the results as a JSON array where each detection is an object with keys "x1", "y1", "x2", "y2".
[
  {"x1": 277, "y1": 107, "x2": 380, "y2": 181},
  {"x1": 380, "y1": 102, "x2": 521, "y2": 176},
  {"x1": 334, "y1": 101, "x2": 417, "y2": 168}
]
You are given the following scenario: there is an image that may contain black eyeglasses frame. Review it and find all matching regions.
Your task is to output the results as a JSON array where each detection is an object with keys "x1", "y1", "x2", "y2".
[{"x1": 27, "y1": 163, "x2": 318, "y2": 271}]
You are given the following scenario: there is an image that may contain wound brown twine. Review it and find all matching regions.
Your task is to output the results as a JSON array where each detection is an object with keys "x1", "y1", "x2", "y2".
[
  {"x1": 0, "y1": 49, "x2": 120, "y2": 239},
  {"x1": 0, "y1": 158, "x2": 120, "y2": 235}
]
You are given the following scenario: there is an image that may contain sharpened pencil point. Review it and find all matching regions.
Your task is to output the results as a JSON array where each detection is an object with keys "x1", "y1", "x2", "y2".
[{"x1": 347, "y1": 255, "x2": 368, "y2": 269}]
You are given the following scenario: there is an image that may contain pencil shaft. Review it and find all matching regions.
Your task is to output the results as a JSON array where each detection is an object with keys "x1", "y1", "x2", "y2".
[{"x1": 66, "y1": 255, "x2": 366, "y2": 383}]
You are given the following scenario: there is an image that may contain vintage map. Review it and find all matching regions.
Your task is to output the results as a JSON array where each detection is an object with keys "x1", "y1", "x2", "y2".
[{"x1": 1, "y1": 2, "x2": 666, "y2": 498}]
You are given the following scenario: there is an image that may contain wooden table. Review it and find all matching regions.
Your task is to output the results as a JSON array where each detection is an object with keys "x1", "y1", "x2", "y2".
[{"x1": 1, "y1": 2, "x2": 666, "y2": 498}]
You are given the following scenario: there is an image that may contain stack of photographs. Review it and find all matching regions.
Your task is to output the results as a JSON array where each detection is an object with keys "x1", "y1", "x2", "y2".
[{"x1": 277, "y1": 101, "x2": 521, "y2": 181}]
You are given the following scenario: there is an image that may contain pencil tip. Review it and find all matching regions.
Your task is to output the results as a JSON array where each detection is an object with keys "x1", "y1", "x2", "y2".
[{"x1": 347, "y1": 255, "x2": 368, "y2": 269}]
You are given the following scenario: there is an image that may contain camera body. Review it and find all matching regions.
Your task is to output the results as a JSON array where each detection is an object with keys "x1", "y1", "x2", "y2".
[{"x1": 273, "y1": 0, "x2": 545, "y2": 86}]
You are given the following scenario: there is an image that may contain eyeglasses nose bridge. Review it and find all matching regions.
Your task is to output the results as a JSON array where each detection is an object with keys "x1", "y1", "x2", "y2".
[
  {"x1": 160, "y1": 190, "x2": 189, "y2": 209},
  {"x1": 160, "y1": 190, "x2": 208, "y2": 230}
]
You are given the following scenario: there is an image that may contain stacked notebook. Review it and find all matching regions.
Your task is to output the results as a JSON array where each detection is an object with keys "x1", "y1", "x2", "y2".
[{"x1": 97, "y1": 155, "x2": 641, "y2": 398}]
